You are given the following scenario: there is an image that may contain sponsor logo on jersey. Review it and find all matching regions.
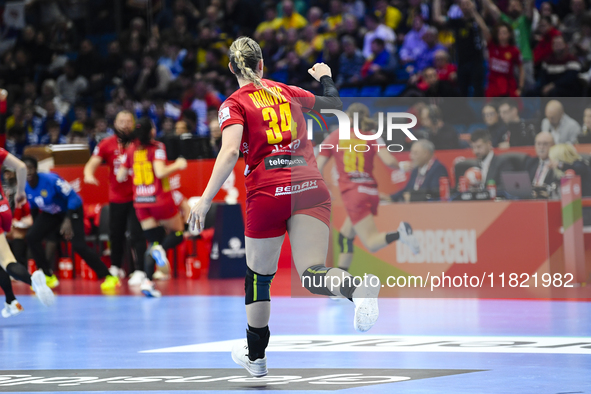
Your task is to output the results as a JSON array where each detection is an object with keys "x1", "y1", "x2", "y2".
[
  {"x1": 275, "y1": 180, "x2": 318, "y2": 196},
  {"x1": 264, "y1": 155, "x2": 306, "y2": 170},
  {"x1": 218, "y1": 106, "x2": 231, "y2": 126},
  {"x1": 136, "y1": 185, "x2": 156, "y2": 196},
  {"x1": 41, "y1": 189, "x2": 48, "y2": 197},
  {"x1": 0, "y1": 204, "x2": 9, "y2": 213},
  {"x1": 135, "y1": 196, "x2": 157, "y2": 204}
]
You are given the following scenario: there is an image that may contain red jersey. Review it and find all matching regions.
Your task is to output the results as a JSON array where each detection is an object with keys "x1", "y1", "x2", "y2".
[
  {"x1": 93, "y1": 135, "x2": 134, "y2": 203},
  {"x1": 218, "y1": 79, "x2": 322, "y2": 192},
  {"x1": 0, "y1": 149, "x2": 10, "y2": 209},
  {"x1": 124, "y1": 141, "x2": 174, "y2": 207},
  {"x1": 319, "y1": 130, "x2": 381, "y2": 192},
  {"x1": 486, "y1": 41, "x2": 521, "y2": 97}
]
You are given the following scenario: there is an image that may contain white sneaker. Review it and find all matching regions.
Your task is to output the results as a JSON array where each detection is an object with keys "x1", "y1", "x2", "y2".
[
  {"x1": 31, "y1": 270, "x2": 55, "y2": 307},
  {"x1": 140, "y1": 279, "x2": 161, "y2": 298},
  {"x1": 2, "y1": 300, "x2": 24, "y2": 318},
  {"x1": 128, "y1": 270, "x2": 146, "y2": 286},
  {"x1": 352, "y1": 274, "x2": 380, "y2": 332},
  {"x1": 109, "y1": 266, "x2": 126, "y2": 279},
  {"x1": 398, "y1": 222, "x2": 420, "y2": 255},
  {"x1": 152, "y1": 270, "x2": 170, "y2": 281},
  {"x1": 231, "y1": 340, "x2": 268, "y2": 378},
  {"x1": 150, "y1": 245, "x2": 169, "y2": 268}
]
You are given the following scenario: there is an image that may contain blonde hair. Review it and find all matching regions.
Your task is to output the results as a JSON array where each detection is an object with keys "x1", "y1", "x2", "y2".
[
  {"x1": 346, "y1": 102, "x2": 376, "y2": 132},
  {"x1": 549, "y1": 143, "x2": 582, "y2": 178},
  {"x1": 229, "y1": 37, "x2": 279, "y2": 99}
]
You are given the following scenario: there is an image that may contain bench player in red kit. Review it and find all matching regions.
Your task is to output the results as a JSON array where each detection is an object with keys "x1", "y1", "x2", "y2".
[
  {"x1": 317, "y1": 103, "x2": 420, "y2": 275},
  {"x1": 84, "y1": 110, "x2": 148, "y2": 285},
  {"x1": 189, "y1": 37, "x2": 382, "y2": 378},
  {"x1": 118, "y1": 117, "x2": 187, "y2": 297}
]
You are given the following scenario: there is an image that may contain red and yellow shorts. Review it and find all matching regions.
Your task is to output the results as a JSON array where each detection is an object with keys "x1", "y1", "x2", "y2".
[
  {"x1": 135, "y1": 200, "x2": 178, "y2": 222},
  {"x1": 0, "y1": 204, "x2": 12, "y2": 234},
  {"x1": 245, "y1": 179, "x2": 331, "y2": 239},
  {"x1": 342, "y1": 185, "x2": 380, "y2": 225}
]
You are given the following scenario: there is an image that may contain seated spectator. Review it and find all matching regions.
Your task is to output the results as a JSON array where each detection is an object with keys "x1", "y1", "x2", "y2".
[
  {"x1": 419, "y1": 105, "x2": 460, "y2": 150},
  {"x1": 5, "y1": 103, "x2": 25, "y2": 135},
  {"x1": 526, "y1": 131, "x2": 558, "y2": 187},
  {"x1": 414, "y1": 67, "x2": 459, "y2": 97},
  {"x1": 433, "y1": 49, "x2": 457, "y2": 83},
  {"x1": 325, "y1": 0, "x2": 345, "y2": 32},
  {"x1": 571, "y1": 14, "x2": 591, "y2": 70},
  {"x1": 56, "y1": 61, "x2": 88, "y2": 105},
  {"x1": 549, "y1": 143, "x2": 591, "y2": 196},
  {"x1": 399, "y1": 15, "x2": 429, "y2": 65},
  {"x1": 337, "y1": 36, "x2": 364, "y2": 87},
  {"x1": 363, "y1": 13, "x2": 396, "y2": 58},
  {"x1": 390, "y1": 139, "x2": 449, "y2": 201},
  {"x1": 76, "y1": 40, "x2": 104, "y2": 84},
  {"x1": 307, "y1": 7, "x2": 324, "y2": 29},
  {"x1": 175, "y1": 120, "x2": 191, "y2": 136},
  {"x1": 69, "y1": 105, "x2": 88, "y2": 136},
  {"x1": 375, "y1": 0, "x2": 402, "y2": 31},
  {"x1": 578, "y1": 105, "x2": 591, "y2": 144},
  {"x1": 295, "y1": 26, "x2": 324, "y2": 64},
  {"x1": 5, "y1": 125, "x2": 28, "y2": 158},
  {"x1": 39, "y1": 100, "x2": 66, "y2": 137},
  {"x1": 360, "y1": 38, "x2": 396, "y2": 83},
  {"x1": 470, "y1": 129, "x2": 515, "y2": 190},
  {"x1": 159, "y1": 117, "x2": 175, "y2": 137},
  {"x1": 158, "y1": 41, "x2": 187, "y2": 80},
  {"x1": 539, "y1": 35, "x2": 582, "y2": 97},
  {"x1": 40, "y1": 120, "x2": 67, "y2": 145},
  {"x1": 414, "y1": 27, "x2": 447, "y2": 72},
  {"x1": 135, "y1": 53, "x2": 172, "y2": 99},
  {"x1": 483, "y1": 22, "x2": 523, "y2": 98},
  {"x1": 482, "y1": 104, "x2": 509, "y2": 148},
  {"x1": 533, "y1": 16, "x2": 562, "y2": 66},
  {"x1": 560, "y1": 0, "x2": 586, "y2": 42},
  {"x1": 161, "y1": 15, "x2": 193, "y2": 49},
  {"x1": 498, "y1": 99, "x2": 536, "y2": 146},
  {"x1": 541, "y1": 100, "x2": 581, "y2": 144},
  {"x1": 209, "y1": 109, "x2": 222, "y2": 157},
  {"x1": 254, "y1": 6, "x2": 280, "y2": 40},
  {"x1": 274, "y1": 0, "x2": 307, "y2": 31}
]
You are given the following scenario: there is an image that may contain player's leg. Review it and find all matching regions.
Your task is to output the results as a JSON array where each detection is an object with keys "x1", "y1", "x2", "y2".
[
  {"x1": 67, "y1": 207, "x2": 117, "y2": 291},
  {"x1": 337, "y1": 217, "x2": 356, "y2": 271},
  {"x1": 126, "y1": 202, "x2": 147, "y2": 284},
  {"x1": 353, "y1": 216, "x2": 419, "y2": 254},
  {"x1": 108, "y1": 202, "x2": 128, "y2": 277},
  {"x1": 232, "y1": 234, "x2": 284, "y2": 378},
  {"x1": 138, "y1": 215, "x2": 165, "y2": 297},
  {"x1": 0, "y1": 264, "x2": 22, "y2": 317},
  {"x1": 25, "y1": 212, "x2": 62, "y2": 277}
]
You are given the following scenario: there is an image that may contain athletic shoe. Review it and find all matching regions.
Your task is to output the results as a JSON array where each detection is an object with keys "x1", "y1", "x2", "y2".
[
  {"x1": 352, "y1": 274, "x2": 381, "y2": 333},
  {"x1": 128, "y1": 270, "x2": 146, "y2": 286},
  {"x1": 150, "y1": 245, "x2": 169, "y2": 268},
  {"x1": 398, "y1": 222, "x2": 420, "y2": 255},
  {"x1": 31, "y1": 270, "x2": 55, "y2": 306},
  {"x1": 45, "y1": 274, "x2": 60, "y2": 289},
  {"x1": 140, "y1": 279, "x2": 161, "y2": 298},
  {"x1": 231, "y1": 340, "x2": 268, "y2": 378},
  {"x1": 109, "y1": 266, "x2": 126, "y2": 279},
  {"x1": 2, "y1": 300, "x2": 24, "y2": 318},
  {"x1": 152, "y1": 270, "x2": 170, "y2": 281},
  {"x1": 100, "y1": 275, "x2": 120, "y2": 292}
]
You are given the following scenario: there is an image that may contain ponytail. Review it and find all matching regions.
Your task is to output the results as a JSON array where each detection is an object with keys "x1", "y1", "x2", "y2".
[{"x1": 229, "y1": 37, "x2": 280, "y2": 100}]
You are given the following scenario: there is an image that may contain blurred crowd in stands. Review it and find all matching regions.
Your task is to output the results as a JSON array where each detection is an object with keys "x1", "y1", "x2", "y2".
[{"x1": 1, "y1": 0, "x2": 591, "y2": 161}]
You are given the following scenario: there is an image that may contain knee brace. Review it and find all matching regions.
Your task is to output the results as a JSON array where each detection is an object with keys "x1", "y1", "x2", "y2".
[
  {"x1": 144, "y1": 226, "x2": 166, "y2": 244},
  {"x1": 245, "y1": 267, "x2": 275, "y2": 305},
  {"x1": 162, "y1": 230, "x2": 184, "y2": 250},
  {"x1": 338, "y1": 233, "x2": 355, "y2": 254},
  {"x1": 301, "y1": 264, "x2": 335, "y2": 296}
]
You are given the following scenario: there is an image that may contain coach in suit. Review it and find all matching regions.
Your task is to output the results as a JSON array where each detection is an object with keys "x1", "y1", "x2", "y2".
[
  {"x1": 525, "y1": 131, "x2": 558, "y2": 187},
  {"x1": 470, "y1": 129, "x2": 515, "y2": 190},
  {"x1": 391, "y1": 139, "x2": 449, "y2": 201}
]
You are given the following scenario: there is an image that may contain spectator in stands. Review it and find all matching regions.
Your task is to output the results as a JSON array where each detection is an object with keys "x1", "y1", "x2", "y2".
[
  {"x1": 578, "y1": 105, "x2": 591, "y2": 144},
  {"x1": 40, "y1": 100, "x2": 66, "y2": 137},
  {"x1": 542, "y1": 100, "x2": 581, "y2": 143},
  {"x1": 539, "y1": 35, "x2": 582, "y2": 97},
  {"x1": 414, "y1": 67, "x2": 459, "y2": 97},
  {"x1": 360, "y1": 38, "x2": 396, "y2": 83},
  {"x1": 337, "y1": 35, "x2": 364, "y2": 87},
  {"x1": 120, "y1": 17, "x2": 148, "y2": 50},
  {"x1": 326, "y1": 0, "x2": 345, "y2": 32},
  {"x1": 76, "y1": 40, "x2": 103, "y2": 83},
  {"x1": 433, "y1": 0, "x2": 486, "y2": 97},
  {"x1": 419, "y1": 104, "x2": 460, "y2": 150},
  {"x1": 479, "y1": 21, "x2": 524, "y2": 98},
  {"x1": 400, "y1": 0, "x2": 431, "y2": 35},
  {"x1": 5, "y1": 125, "x2": 28, "y2": 158},
  {"x1": 375, "y1": 0, "x2": 402, "y2": 31},
  {"x1": 56, "y1": 61, "x2": 88, "y2": 105},
  {"x1": 483, "y1": 0, "x2": 535, "y2": 91},
  {"x1": 526, "y1": 131, "x2": 558, "y2": 187},
  {"x1": 275, "y1": 0, "x2": 307, "y2": 30},
  {"x1": 307, "y1": 6, "x2": 324, "y2": 29},
  {"x1": 254, "y1": 6, "x2": 280, "y2": 40},
  {"x1": 390, "y1": 139, "x2": 449, "y2": 202},
  {"x1": 40, "y1": 120, "x2": 67, "y2": 145},
  {"x1": 533, "y1": 16, "x2": 562, "y2": 66},
  {"x1": 209, "y1": 109, "x2": 222, "y2": 157},
  {"x1": 69, "y1": 105, "x2": 88, "y2": 136},
  {"x1": 470, "y1": 129, "x2": 515, "y2": 189},
  {"x1": 560, "y1": 0, "x2": 586, "y2": 41},
  {"x1": 399, "y1": 15, "x2": 429, "y2": 65},
  {"x1": 482, "y1": 104, "x2": 509, "y2": 148},
  {"x1": 572, "y1": 14, "x2": 591, "y2": 70},
  {"x1": 135, "y1": 53, "x2": 171, "y2": 99},
  {"x1": 174, "y1": 120, "x2": 191, "y2": 136},
  {"x1": 433, "y1": 49, "x2": 457, "y2": 83},
  {"x1": 414, "y1": 27, "x2": 447, "y2": 72},
  {"x1": 161, "y1": 15, "x2": 193, "y2": 49},
  {"x1": 159, "y1": 117, "x2": 175, "y2": 137},
  {"x1": 362, "y1": 13, "x2": 396, "y2": 58},
  {"x1": 158, "y1": 40, "x2": 187, "y2": 80},
  {"x1": 549, "y1": 143, "x2": 591, "y2": 196},
  {"x1": 498, "y1": 99, "x2": 537, "y2": 146}
]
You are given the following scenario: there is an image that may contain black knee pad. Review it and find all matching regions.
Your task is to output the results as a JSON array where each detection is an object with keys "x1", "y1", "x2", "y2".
[
  {"x1": 245, "y1": 267, "x2": 275, "y2": 305},
  {"x1": 338, "y1": 233, "x2": 355, "y2": 254},
  {"x1": 144, "y1": 226, "x2": 166, "y2": 244},
  {"x1": 301, "y1": 264, "x2": 335, "y2": 296}
]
